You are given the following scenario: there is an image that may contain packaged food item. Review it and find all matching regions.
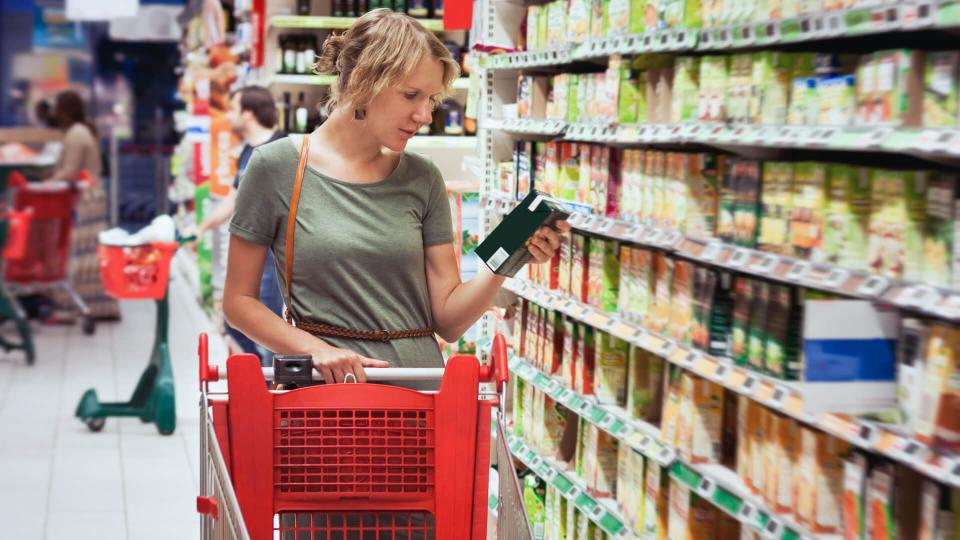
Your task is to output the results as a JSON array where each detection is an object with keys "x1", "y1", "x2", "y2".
[
  {"x1": 595, "y1": 331, "x2": 629, "y2": 406},
  {"x1": 759, "y1": 162, "x2": 794, "y2": 256},
  {"x1": 918, "y1": 480, "x2": 960, "y2": 540},
  {"x1": 916, "y1": 323, "x2": 960, "y2": 452},
  {"x1": 796, "y1": 428, "x2": 850, "y2": 533},
  {"x1": 571, "y1": 233, "x2": 590, "y2": 303},
  {"x1": 616, "y1": 443, "x2": 647, "y2": 531},
  {"x1": 772, "y1": 415, "x2": 800, "y2": 514},
  {"x1": 476, "y1": 190, "x2": 571, "y2": 277},
  {"x1": 867, "y1": 50, "x2": 926, "y2": 127},
  {"x1": 669, "y1": 260, "x2": 695, "y2": 345},
  {"x1": 790, "y1": 162, "x2": 827, "y2": 261},
  {"x1": 731, "y1": 278, "x2": 753, "y2": 367},
  {"x1": 823, "y1": 165, "x2": 871, "y2": 270},
  {"x1": 562, "y1": 318, "x2": 579, "y2": 388},
  {"x1": 644, "y1": 463, "x2": 670, "y2": 540},
  {"x1": 842, "y1": 452, "x2": 869, "y2": 540},
  {"x1": 661, "y1": 365, "x2": 684, "y2": 448},
  {"x1": 669, "y1": 479, "x2": 719, "y2": 540},
  {"x1": 648, "y1": 253, "x2": 674, "y2": 333},
  {"x1": 627, "y1": 346, "x2": 665, "y2": 422},
  {"x1": 677, "y1": 374, "x2": 724, "y2": 464},
  {"x1": 584, "y1": 422, "x2": 619, "y2": 498},
  {"x1": 672, "y1": 57, "x2": 702, "y2": 122},
  {"x1": 718, "y1": 159, "x2": 737, "y2": 244},
  {"x1": 923, "y1": 52, "x2": 960, "y2": 128},
  {"x1": 574, "y1": 325, "x2": 597, "y2": 396},
  {"x1": 523, "y1": 473, "x2": 548, "y2": 539},
  {"x1": 764, "y1": 284, "x2": 802, "y2": 381},
  {"x1": 684, "y1": 153, "x2": 722, "y2": 239},
  {"x1": 746, "y1": 281, "x2": 769, "y2": 374},
  {"x1": 925, "y1": 174, "x2": 956, "y2": 288}
]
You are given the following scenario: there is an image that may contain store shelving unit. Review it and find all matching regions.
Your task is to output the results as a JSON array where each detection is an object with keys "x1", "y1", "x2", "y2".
[
  {"x1": 473, "y1": 0, "x2": 960, "y2": 530},
  {"x1": 269, "y1": 14, "x2": 445, "y2": 31}
]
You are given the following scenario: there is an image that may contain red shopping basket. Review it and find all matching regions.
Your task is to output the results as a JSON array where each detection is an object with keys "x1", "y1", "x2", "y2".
[
  {"x1": 97, "y1": 242, "x2": 178, "y2": 300},
  {"x1": 5, "y1": 183, "x2": 80, "y2": 283},
  {"x1": 3, "y1": 208, "x2": 33, "y2": 261},
  {"x1": 199, "y1": 338, "x2": 508, "y2": 540}
]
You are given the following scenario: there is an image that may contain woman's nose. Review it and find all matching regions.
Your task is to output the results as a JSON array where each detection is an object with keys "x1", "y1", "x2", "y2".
[{"x1": 412, "y1": 101, "x2": 432, "y2": 123}]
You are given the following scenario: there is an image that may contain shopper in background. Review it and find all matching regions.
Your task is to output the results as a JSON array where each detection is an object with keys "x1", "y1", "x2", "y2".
[
  {"x1": 47, "y1": 90, "x2": 119, "y2": 321},
  {"x1": 190, "y1": 86, "x2": 286, "y2": 365},
  {"x1": 33, "y1": 99, "x2": 54, "y2": 128},
  {"x1": 223, "y1": 9, "x2": 569, "y2": 385}
]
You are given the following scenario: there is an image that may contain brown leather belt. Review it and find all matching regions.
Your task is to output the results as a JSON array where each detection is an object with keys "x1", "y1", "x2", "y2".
[
  {"x1": 294, "y1": 318, "x2": 435, "y2": 342},
  {"x1": 281, "y1": 135, "x2": 435, "y2": 343}
]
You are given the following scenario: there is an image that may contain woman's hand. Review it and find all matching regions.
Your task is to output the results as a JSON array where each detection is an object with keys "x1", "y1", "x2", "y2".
[
  {"x1": 310, "y1": 346, "x2": 390, "y2": 383},
  {"x1": 526, "y1": 220, "x2": 571, "y2": 264}
]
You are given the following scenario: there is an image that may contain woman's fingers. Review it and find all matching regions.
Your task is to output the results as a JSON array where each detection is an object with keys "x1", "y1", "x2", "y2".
[
  {"x1": 538, "y1": 227, "x2": 561, "y2": 250},
  {"x1": 317, "y1": 366, "x2": 335, "y2": 385}
]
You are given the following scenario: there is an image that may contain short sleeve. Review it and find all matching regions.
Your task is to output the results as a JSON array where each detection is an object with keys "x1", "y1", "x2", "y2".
[
  {"x1": 229, "y1": 148, "x2": 277, "y2": 246},
  {"x1": 421, "y1": 162, "x2": 453, "y2": 247}
]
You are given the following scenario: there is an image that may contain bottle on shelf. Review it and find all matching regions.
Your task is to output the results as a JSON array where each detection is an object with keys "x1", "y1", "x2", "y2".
[
  {"x1": 276, "y1": 35, "x2": 286, "y2": 74},
  {"x1": 433, "y1": 0, "x2": 443, "y2": 17},
  {"x1": 295, "y1": 37, "x2": 308, "y2": 74},
  {"x1": 282, "y1": 92, "x2": 293, "y2": 133},
  {"x1": 304, "y1": 36, "x2": 317, "y2": 73},
  {"x1": 295, "y1": 92, "x2": 309, "y2": 134},
  {"x1": 282, "y1": 36, "x2": 297, "y2": 75},
  {"x1": 393, "y1": 0, "x2": 407, "y2": 14},
  {"x1": 407, "y1": 0, "x2": 430, "y2": 18},
  {"x1": 440, "y1": 99, "x2": 464, "y2": 135},
  {"x1": 296, "y1": 0, "x2": 311, "y2": 15}
]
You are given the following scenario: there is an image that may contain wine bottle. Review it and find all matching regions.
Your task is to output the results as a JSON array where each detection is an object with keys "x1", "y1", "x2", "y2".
[
  {"x1": 295, "y1": 37, "x2": 308, "y2": 74},
  {"x1": 276, "y1": 35, "x2": 286, "y2": 74},
  {"x1": 295, "y1": 92, "x2": 309, "y2": 134},
  {"x1": 282, "y1": 92, "x2": 292, "y2": 133},
  {"x1": 283, "y1": 37, "x2": 296, "y2": 74}
]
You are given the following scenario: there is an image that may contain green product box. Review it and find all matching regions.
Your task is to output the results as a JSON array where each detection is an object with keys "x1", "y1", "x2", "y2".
[
  {"x1": 823, "y1": 165, "x2": 871, "y2": 271},
  {"x1": 698, "y1": 56, "x2": 729, "y2": 122},
  {"x1": 631, "y1": 248, "x2": 653, "y2": 324},
  {"x1": 595, "y1": 331, "x2": 630, "y2": 405},
  {"x1": 759, "y1": 52, "x2": 793, "y2": 125},
  {"x1": 558, "y1": 142, "x2": 581, "y2": 202},
  {"x1": 923, "y1": 52, "x2": 960, "y2": 128},
  {"x1": 619, "y1": 65, "x2": 641, "y2": 124},
  {"x1": 591, "y1": 0, "x2": 610, "y2": 40},
  {"x1": 904, "y1": 172, "x2": 929, "y2": 282},
  {"x1": 747, "y1": 280, "x2": 769, "y2": 373},
  {"x1": 630, "y1": 0, "x2": 648, "y2": 33},
  {"x1": 567, "y1": 75, "x2": 581, "y2": 123},
  {"x1": 759, "y1": 162, "x2": 794, "y2": 255},
  {"x1": 195, "y1": 182, "x2": 214, "y2": 307},
  {"x1": 925, "y1": 174, "x2": 956, "y2": 288},
  {"x1": 475, "y1": 190, "x2": 571, "y2": 277},
  {"x1": 523, "y1": 474, "x2": 547, "y2": 537},
  {"x1": 547, "y1": 0, "x2": 567, "y2": 47},
  {"x1": 602, "y1": 239, "x2": 621, "y2": 313},
  {"x1": 671, "y1": 56, "x2": 701, "y2": 122},
  {"x1": 764, "y1": 284, "x2": 802, "y2": 380},
  {"x1": 513, "y1": 376, "x2": 526, "y2": 436},
  {"x1": 731, "y1": 277, "x2": 752, "y2": 366},
  {"x1": 526, "y1": 5, "x2": 541, "y2": 50}
]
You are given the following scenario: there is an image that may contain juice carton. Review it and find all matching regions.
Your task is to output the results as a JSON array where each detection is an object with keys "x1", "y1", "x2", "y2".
[
  {"x1": 916, "y1": 323, "x2": 960, "y2": 452},
  {"x1": 584, "y1": 421, "x2": 619, "y2": 498},
  {"x1": 762, "y1": 411, "x2": 780, "y2": 507},
  {"x1": 871, "y1": 50, "x2": 925, "y2": 127},
  {"x1": 897, "y1": 318, "x2": 929, "y2": 430},
  {"x1": 566, "y1": 0, "x2": 592, "y2": 43},
  {"x1": 590, "y1": 146, "x2": 612, "y2": 215},
  {"x1": 562, "y1": 318, "x2": 579, "y2": 388},
  {"x1": 925, "y1": 174, "x2": 956, "y2": 288},
  {"x1": 575, "y1": 325, "x2": 596, "y2": 396},
  {"x1": 669, "y1": 479, "x2": 719, "y2": 540},
  {"x1": 736, "y1": 395, "x2": 753, "y2": 485},
  {"x1": 567, "y1": 75, "x2": 581, "y2": 123},
  {"x1": 591, "y1": 0, "x2": 610, "y2": 40},
  {"x1": 684, "y1": 153, "x2": 722, "y2": 239},
  {"x1": 617, "y1": 245, "x2": 634, "y2": 319},
  {"x1": 513, "y1": 299, "x2": 528, "y2": 358},
  {"x1": 627, "y1": 346, "x2": 665, "y2": 422},
  {"x1": 559, "y1": 234, "x2": 573, "y2": 294},
  {"x1": 746, "y1": 398, "x2": 766, "y2": 495},
  {"x1": 842, "y1": 452, "x2": 869, "y2": 540},
  {"x1": 721, "y1": 389, "x2": 738, "y2": 469},
  {"x1": 771, "y1": 415, "x2": 800, "y2": 513},
  {"x1": 523, "y1": 474, "x2": 548, "y2": 538},
  {"x1": 823, "y1": 165, "x2": 871, "y2": 270},
  {"x1": 923, "y1": 52, "x2": 960, "y2": 128},
  {"x1": 918, "y1": 481, "x2": 960, "y2": 540},
  {"x1": 865, "y1": 463, "x2": 895, "y2": 540},
  {"x1": 670, "y1": 260, "x2": 695, "y2": 345},
  {"x1": 746, "y1": 280, "x2": 769, "y2": 374},
  {"x1": 630, "y1": 0, "x2": 649, "y2": 33},
  {"x1": 790, "y1": 162, "x2": 827, "y2": 261},
  {"x1": 692, "y1": 267, "x2": 715, "y2": 352},
  {"x1": 544, "y1": 309, "x2": 562, "y2": 375},
  {"x1": 602, "y1": 239, "x2": 621, "y2": 313},
  {"x1": 855, "y1": 54, "x2": 878, "y2": 126},
  {"x1": 672, "y1": 56, "x2": 702, "y2": 122},
  {"x1": 905, "y1": 172, "x2": 929, "y2": 282},
  {"x1": 661, "y1": 365, "x2": 684, "y2": 448},
  {"x1": 619, "y1": 65, "x2": 642, "y2": 125},
  {"x1": 631, "y1": 248, "x2": 653, "y2": 324},
  {"x1": 644, "y1": 463, "x2": 670, "y2": 540},
  {"x1": 796, "y1": 428, "x2": 850, "y2": 533},
  {"x1": 699, "y1": 56, "x2": 730, "y2": 122},
  {"x1": 571, "y1": 233, "x2": 590, "y2": 302},
  {"x1": 541, "y1": 394, "x2": 569, "y2": 456},
  {"x1": 759, "y1": 162, "x2": 794, "y2": 255},
  {"x1": 558, "y1": 142, "x2": 581, "y2": 202},
  {"x1": 587, "y1": 237, "x2": 604, "y2": 309},
  {"x1": 595, "y1": 331, "x2": 629, "y2": 406},
  {"x1": 678, "y1": 374, "x2": 725, "y2": 464},
  {"x1": 731, "y1": 278, "x2": 753, "y2": 367},
  {"x1": 759, "y1": 51, "x2": 793, "y2": 125},
  {"x1": 764, "y1": 284, "x2": 802, "y2": 381},
  {"x1": 547, "y1": 0, "x2": 568, "y2": 47},
  {"x1": 607, "y1": 0, "x2": 632, "y2": 35},
  {"x1": 718, "y1": 160, "x2": 738, "y2": 244},
  {"x1": 648, "y1": 252, "x2": 674, "y2": 333},
  {"x1": 525, "y1": 5, "x2": 541, "y2": 50}
]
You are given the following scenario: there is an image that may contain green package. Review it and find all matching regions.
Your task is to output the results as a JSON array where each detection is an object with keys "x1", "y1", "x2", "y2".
[
  {"x1": 731, "y1": 277, "x2": 752, "y2": 366},
  {"x1": 759, "y1": 52, "x2": 792, "y2": 125},
  {"x1": 602, "y1": 240, "x2": 621, "y2": 313},
  {"x1": 904, "y1": 172, "x2": 929, "y2": 282},
  {"x1": 718, "y1": 159, "x2": 737, "y2": 244},
  {"x1": 823, "y1": 165, "x2": 871, "y2": 270},
  {"x1": 513, "y1": 376, "x2": 526, "y2": 436},
  {"x1": 559, "y1": 143, "x2": 581, "y2": 202},
  {"x1": 925, "y1": 174, "x2": 956, "y2": 287},
  {"x1": 747, "y1": 281, "x2": 768, "y2": 373},
  {"x1": 523, "y1": 474, "x2": 547, "y2": 538},
  {"x1": 671, "y1": 56, "x2": 701, "y2": 122},
  {"x1": 567, "y1": 75, "x2": 581, "y2": 123},
  {"x1": 595, "y1": 331, "x2": 630, "y2": 406},
  {"x1": 764, "y1": 284, "x2": 801, "y2": 380},
  {"x1": 759, "y1": 162, "x2": 794, "y2": 255},
  {"x1": 195, "y1": 182, "x2": 214, "y2": 307},
  {"x1": 629, "y1": 0, "x2": 647, "y2": 33},
  {"x1": 923, "y1": 52, "x2": 960, "y2": 128},
  {"x1": 790, "y1": 162, "x2": 827, "y2": 260},
  {"x1": 619, "y1": 64, "x2": 641, "y2": 124}
]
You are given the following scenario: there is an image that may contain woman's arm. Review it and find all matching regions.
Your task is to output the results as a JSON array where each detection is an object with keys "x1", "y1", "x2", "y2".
[
  {"x1": 223, "y1": 234, "x2": 389, "y2": 382},
  {"x1": 425, "y1": 223, "x2": 569, "y2": 343}
]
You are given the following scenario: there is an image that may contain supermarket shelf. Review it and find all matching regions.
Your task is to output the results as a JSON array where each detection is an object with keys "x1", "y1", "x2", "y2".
[
  {"x1": 509, "y1": 355, "x2": 675, "y2": 467},
  {"x1": 269, "y1": 15, "x2": 444, "y2": 31},
  {"x1": 485, "y1": 191, "x2": 960, "y2": 322},
  {"x1": 507, "y1": 435, "x2": 636, "y2": 538},
  {"x1": 503, "y1": 277, "x2": 960, "y2": 488},
  {"x1": 670, "y1": 462, "x2": 840, "y2": 540},
  {"x1": 510, "y1": 354, "x2": 835, "y2": 540},
  {"x1": 482, "y1": 0, "x2": 960, "y2": 70},
  {"x1": 485, "y1": 117, "x2": 567, "y2": 136},
  {"x1": 270, "y1": 74, "x2": 471, "y2": 89}
]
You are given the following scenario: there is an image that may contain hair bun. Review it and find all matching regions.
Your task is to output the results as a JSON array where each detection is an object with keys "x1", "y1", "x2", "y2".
[{"x1": 315, "y1": 34, "x2": 345, "y2": 75}]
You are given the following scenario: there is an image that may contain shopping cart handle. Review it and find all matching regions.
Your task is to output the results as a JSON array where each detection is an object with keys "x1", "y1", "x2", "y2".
[
  {"x1": 266, "y1": 363, "x2": 446, "y2": 383},
  {"x1": 198, "y1": 333, "x2": 220, "y2": 389},
  {"x1": 479, "y1": 334, "x2": 509, "y2": 393}
]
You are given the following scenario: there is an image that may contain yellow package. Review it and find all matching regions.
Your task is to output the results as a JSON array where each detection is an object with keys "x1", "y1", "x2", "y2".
[
  {"x1": 644, "y1": 463, "x2": 670, "y2": 540},
  {"x1": 797, "y1": 428, "x2": 850, "y2": 533},
  {"x1": 617, "y1": 443, "x2": 647, "y2": 531},
  {"x1": 661, "y1": 365, "x2": 684, "y2": 448},
  {"x1": 736, "y1": 395, "x2": 751, "y2": 484}
]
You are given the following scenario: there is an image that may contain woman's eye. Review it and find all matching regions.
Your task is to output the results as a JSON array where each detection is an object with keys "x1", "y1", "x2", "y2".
[{"x1": 405, "y1": 93, "x2": 418, "y2": 100}]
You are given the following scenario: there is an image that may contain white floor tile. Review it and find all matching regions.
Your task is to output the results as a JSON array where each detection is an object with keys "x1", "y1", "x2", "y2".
[{"x1": 46, "y1": 510, "x2": 127, "y2": 540}]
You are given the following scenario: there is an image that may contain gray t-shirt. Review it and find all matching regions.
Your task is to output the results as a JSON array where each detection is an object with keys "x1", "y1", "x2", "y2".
[{"x1": 229, "y1": 137, "x2": 453, "y2": 370}]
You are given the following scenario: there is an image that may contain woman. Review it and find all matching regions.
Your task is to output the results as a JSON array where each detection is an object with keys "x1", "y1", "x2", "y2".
[
  {"x1": 47, "y1": 90, "x2": 119, "y2": 321},
  {"x1": 49, "y1": 91, "x2": 101, "y2": 182},
  {"x1": 223, "y1": 9, "x2": 568, "y2": 384}
]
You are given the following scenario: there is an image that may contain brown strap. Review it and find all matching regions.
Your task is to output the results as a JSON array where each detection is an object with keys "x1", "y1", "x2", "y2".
[
  {"x1": 284, "y1": 135, "x2": 310, "y2": 323},
  {"x1": 296, "y1": 320, "x2": 435, "y2": 342}
]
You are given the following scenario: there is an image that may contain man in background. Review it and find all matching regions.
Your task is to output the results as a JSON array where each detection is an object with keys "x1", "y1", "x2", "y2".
[{"x1": 192, "y1": 86, "x2": 285, "y2": 365}]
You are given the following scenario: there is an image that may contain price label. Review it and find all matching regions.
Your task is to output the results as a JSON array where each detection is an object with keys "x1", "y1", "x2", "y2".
[
  {"x1": 764, "y1": 519, "x2": 782, "y2": 539},
  {"x1": 769, "y1": 387, "x2": 787, "y2": 408},
  {"x1": 485, "y1": 198, "x2": 496, "y2": 210},
  {"x1": 895, "y1": 439, "x2": 926, "y2": 463},
  {"x1": 598, "y1": 218, "x2": 615, "y2": 234},
  {"x1": 857, "y1": 275, "x2": 890, "y2": 297},
  {"x1": 739, "y1": 503, "x2": 756, "y2": 522},
  {"x1": 601, "y1": 317, "x2": 618, "y2": 332},
  {"x1": 541, "y1": 465, "x2": 558, "y2": 481},
  {"x1": 786, "y1": 261, "x2": 811, "y2": 282},
  {"x1": 598, "y1": 414, "x2": 616, "y2": 430},
  {"x1": 659, "y1": 339, "x2": 677, "y2": 356},
  {"x1": 661, "y1": 230, "x2": 683, "y2": 247},
  {"x1": 823, "y1": 268, "x2": 850, "y2": 289},
  {"x1": 751, "y1": 254, "x2": 778, "y2": 274},
  {"x1": 713, "y1": 364, "x2": 729, "y2": 382},
  {"x1": 856, "y1": 423, "x2": 878, "y2": 446},
  {"x1": 935, "y1": 295, "x2": 960, "y2": 320},
  {"x1": 645, "y1": 228, "x2": 665, "y2": 245},
  {"x1": 630, "y1": 327, "x2": 646, "y2": 342},
  {"x1": 728, "y1": 248, "x2": 751, "y2": 268},
  {"x1": 701, "y1": 242, "x2": 723, "y2": 262},
  {"x1": 683, "y1": 350, "x2": 701, "y2": 366},
  {"x1": 697, "y1": 477, "x2": 717, "y2": 498}
]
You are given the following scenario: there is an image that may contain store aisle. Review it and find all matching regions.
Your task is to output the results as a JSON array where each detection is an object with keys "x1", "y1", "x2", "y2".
[{"x1": 0, "y1": 262, "x2": 229, "y2": 540}]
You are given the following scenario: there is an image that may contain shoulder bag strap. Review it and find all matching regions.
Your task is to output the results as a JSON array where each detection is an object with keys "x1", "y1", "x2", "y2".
[{"x1": 284, "y1": 135, "x2": 310, "y2": 323}]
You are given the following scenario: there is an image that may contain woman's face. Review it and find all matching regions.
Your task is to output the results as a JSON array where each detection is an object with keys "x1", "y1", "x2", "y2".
[{"x1": 363, "y1": 56, "x2": 445, "y2": 152}]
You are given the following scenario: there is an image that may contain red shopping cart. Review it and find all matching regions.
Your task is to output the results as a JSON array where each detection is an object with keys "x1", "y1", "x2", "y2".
[
  {"x1": 4, "y1": 170, "x2": 95, "y2": 334},
  {"x1": 196, "y1": 333, "x2": 528, "y2": 540}
]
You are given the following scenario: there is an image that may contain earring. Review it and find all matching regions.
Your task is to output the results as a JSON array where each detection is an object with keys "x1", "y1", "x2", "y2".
[{"x1": 354, "y1": 108, "x2": 366, "y2": 120}]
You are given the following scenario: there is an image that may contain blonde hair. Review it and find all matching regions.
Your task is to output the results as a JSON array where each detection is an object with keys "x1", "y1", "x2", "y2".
[{"x1": 315, "y1": 9, "x2": 460, "y2": 115}]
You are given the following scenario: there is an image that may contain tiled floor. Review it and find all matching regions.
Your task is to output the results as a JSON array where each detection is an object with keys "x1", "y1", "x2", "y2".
[{"x1": 0, "y1": 257, "x2": 229, "y2": 540}]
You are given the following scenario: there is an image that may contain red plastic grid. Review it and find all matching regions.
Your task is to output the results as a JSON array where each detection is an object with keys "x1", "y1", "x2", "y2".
[
  {"x1": 274, "y1": 511, "x2": 435, "y2": 539},
  {"x1": 274, "y1": 408, "x2": 435, "y2": 497}
]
